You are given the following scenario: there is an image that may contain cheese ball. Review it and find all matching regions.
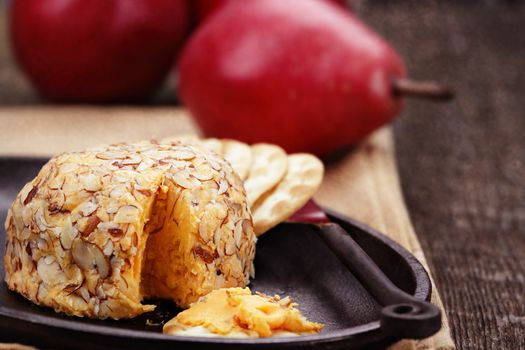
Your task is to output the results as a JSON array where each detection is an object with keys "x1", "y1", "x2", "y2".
[{"x1": 3, "y1": 141, "x2": 256, "y2": 319}]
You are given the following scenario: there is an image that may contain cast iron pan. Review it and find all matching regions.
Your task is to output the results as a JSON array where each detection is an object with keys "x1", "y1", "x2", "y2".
[{"x1": 0, "y1": 158, "x2": 437, "y2": 349}]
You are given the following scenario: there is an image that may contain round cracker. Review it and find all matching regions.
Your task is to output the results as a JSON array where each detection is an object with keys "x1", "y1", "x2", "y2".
[
  {"x1": 252, "y1": 154, "x2": 324, "y2": 236},
  {"x1": 244, "y1": 143, "x2": 287, "y2": 207},
  {"x1": 221, "y1": 139, "x2": 252, "y2": 180}
]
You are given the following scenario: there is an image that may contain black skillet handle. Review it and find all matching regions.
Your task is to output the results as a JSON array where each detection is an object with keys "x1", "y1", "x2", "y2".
[
  {"x1": 316, "y1": 222, "x2": 442, "y2": 340},
  {"x1": 381, "y1": 298, "x2": 441, "y2": 339}
]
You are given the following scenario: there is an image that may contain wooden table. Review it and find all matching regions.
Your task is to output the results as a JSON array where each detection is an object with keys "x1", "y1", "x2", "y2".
[{"x1": 1, "y1": 2, "x2": 524, "y2": 349}]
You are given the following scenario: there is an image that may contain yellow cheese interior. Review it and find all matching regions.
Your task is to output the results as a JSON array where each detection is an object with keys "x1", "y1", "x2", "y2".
[
  {"x1": 163, "y1": 287, "x2": 323, "y2": 337},
  {"x1": 140, "y1": 181, "x2": 206, "y2": 307}
]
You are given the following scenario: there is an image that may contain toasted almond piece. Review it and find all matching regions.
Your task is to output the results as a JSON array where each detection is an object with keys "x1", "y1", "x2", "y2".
[
  {"x1": 37, "y1": 257, "x2": 66, "y2": 286},
  {"x1": 34, "y1": 206, "x2": 49, "y2": 232},
  {"x1": 59, "y1": 218, "x2": 78, "y2": 250},
  {"x1": 172, "y1": 149, "x2": 196, "y2": 161},
  {"x1": 225, "y1": 238, "x2": 236, "y2": 256},
  {"x1": 71, "y1": 239, "x2": 110, "y2": 279},
  {"x1": 159, "y1": 134, "x2": 202, "y2": 146},
  {"x1": 252, "y1": 154, "x2": 324, "y2": 235},
  {"x1": 48, "y1": 190, "x2": 66, "y2": 213},
  {"x1": 244, "y1": 144, "x2": 287, "y2": 206},
  {"x1": 234, "y1": 220, "x2": 243, "y2": 248},
  {"x1": 193, "y1": 246, "x2": 215, "y2": 264},
  {"x1": 96, "y1": 151, "x2": 127, "y2": 160},
  {"x1": 172, "y1": 170, "x2": 195, "y2": 189},
  {"x1": 113, "y1": 205, "x2": 140, "y2": 224},
  {"x1": 47, "y1": 174, "x2": 65, "y2": 190},
  {"x1": 191, "y1": 167, "x2": 215, "y2": 181},
  {"x1": 23, "y1": 185, "x2": 39, "y2": 206},
  {"x1": 79, "y1": 201, "x2": 98, "y2": 217},
  {"x1": 221, "y1": 140, "x2": 252, "y2": 180},
  {"x1": 201, "y1": 138, "x2": 223, "y2": 155},
  {"x1": 59, "y1": 162, "x2": 80, "y2": 173},
  {"x1": 79, "y1": 215, "x2": 101, "y2": 237},
  {"x1": 198, "y1": 219, "x2": 210, "y2": 242},
  {"x1": 103, "y1": 240, "x2": 114, "y2": 256},
  {"x1": 121, "y1": 154, "x2": 142, "y2": 166}
]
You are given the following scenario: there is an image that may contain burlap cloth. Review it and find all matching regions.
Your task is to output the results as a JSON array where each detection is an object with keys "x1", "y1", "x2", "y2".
[{"x1": 0, "y1": 107, "x2": 455, "y2": 350}]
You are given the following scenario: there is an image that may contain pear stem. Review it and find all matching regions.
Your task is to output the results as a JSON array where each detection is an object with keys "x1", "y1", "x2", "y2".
[{"x1": 392, "y1": 78, "x2": 454, "y2": 101}]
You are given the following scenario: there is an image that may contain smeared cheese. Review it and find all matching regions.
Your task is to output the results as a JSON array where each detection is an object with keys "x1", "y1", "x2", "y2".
[{"x1": 163, "y1": 287, "x2": 323, "y2": 338}]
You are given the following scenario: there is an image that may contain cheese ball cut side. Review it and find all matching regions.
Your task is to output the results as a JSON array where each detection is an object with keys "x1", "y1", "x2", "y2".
[{"x1": 3, "y1": 141, "x2": 256, "y2": 319}]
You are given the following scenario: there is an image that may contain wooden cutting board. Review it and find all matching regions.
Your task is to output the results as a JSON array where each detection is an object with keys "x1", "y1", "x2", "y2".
[{"x1": 0, "y1": 106, "x2": 455, "y2": 350}]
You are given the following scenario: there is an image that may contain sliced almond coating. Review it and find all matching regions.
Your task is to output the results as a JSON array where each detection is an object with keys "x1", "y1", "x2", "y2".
[
  {"x1": 244, "y1": 144, "x2": 287, "y2": 207},
  {"x1": 252, "y1": 154, "x2": 324, "y2": 236},
  {"x1": 220, "y1": 140, "x2": 252, "y2": 180}
]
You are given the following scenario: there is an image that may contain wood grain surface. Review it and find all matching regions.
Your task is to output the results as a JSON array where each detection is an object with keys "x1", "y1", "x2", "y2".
[
  {"x1": 361, "y1": 3, "x2": 525, "y2": 350},
  {"x1": 1, "y1": 2, "x2": 524, "y2": 350}
]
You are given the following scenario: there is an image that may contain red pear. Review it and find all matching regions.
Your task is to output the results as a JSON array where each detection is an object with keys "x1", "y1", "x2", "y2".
[
  {"x1": 11, "y1": 0, "x2": 189, "y2": 103},
  {"x1": 178, "y1": 0, "x2": 448, "y2": 156},
  {"x1": 190, "y1": 0, "x2": 350, "y2": 25}
]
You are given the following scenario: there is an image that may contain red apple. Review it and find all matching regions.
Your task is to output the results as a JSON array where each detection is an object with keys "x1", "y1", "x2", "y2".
[
  {"x1": 178, "y1": 0, "x2": 405, "y2": 156},
  {"x1": 10, "y1": 0, "x2": 189, "y2": 102}
]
